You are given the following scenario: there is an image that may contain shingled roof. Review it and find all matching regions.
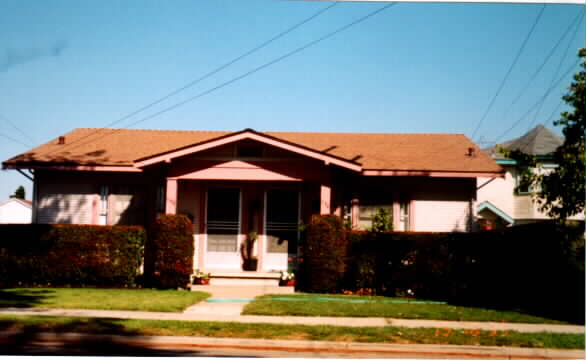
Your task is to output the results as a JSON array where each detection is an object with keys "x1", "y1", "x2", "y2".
[
  {"x1": 3, "y1": 128, "x2": 502, "y2": 174},
  {"x1": 485, "y1": 124, "x2": 564, "y2": 161}
]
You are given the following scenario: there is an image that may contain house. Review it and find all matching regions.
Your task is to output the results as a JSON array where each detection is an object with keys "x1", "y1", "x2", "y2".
[
  {"x1": 2, "y1": 128, "x2": 502, "y2": 272},
  {"x1": 0, "y1": 198, "x2": 32, "y2": 224},
  {"x1": 476, "y1": 124, "x2": 584, "y2": 229}
]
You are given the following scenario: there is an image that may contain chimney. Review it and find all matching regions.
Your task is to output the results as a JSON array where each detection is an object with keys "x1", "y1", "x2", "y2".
[
  {"x1": 58, "y1": 136, "x2": 65, "y2": 145},
  {"x1": 467, "y1": 147, "x2": 475, "y2": 157}
]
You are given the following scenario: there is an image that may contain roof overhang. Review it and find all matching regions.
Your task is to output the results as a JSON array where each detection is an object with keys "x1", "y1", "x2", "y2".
[
  {"x1": 133, "y1": 129, "x2": 362, "y2": 172},
  {"x1": 477, "y1": 201, "x2": 514, "y2": 225},
  {"x1": 362, "y1": 170, "x2": 505, "y2": 178},
  {"x1": 2, "y1": 163, "x2": 141, "y2": 173}
]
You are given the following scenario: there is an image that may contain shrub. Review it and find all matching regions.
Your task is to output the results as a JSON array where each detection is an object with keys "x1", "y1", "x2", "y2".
[
  {"x1": 301, "y1": 215, "x2": 348, "y2": 293},
  {"x1": 146, "y1": 215, "x2": 194, "y2": 289},
  {"x1": 0, "y1": 224, "x2": 145, "y2": 287}
]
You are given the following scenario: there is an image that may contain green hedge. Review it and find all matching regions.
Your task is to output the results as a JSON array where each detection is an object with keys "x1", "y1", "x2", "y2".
[
  {"x1": 300, "y1": 215, "x2": 348, "y2": 293},
  {"x1": 0, "y1": 224, "x2": 145, "y2": 287},
  {"x1": 302, "y1": 216, "x2": 585, "y2": 324},
  {"x1": 145, "y1": 215, "x2": 194, "y2": 289}
]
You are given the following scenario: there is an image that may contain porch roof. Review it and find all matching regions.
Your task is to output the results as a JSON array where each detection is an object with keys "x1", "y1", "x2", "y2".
[{"x1": 3, "y1": 127, "x2": 503, "y2": 176}]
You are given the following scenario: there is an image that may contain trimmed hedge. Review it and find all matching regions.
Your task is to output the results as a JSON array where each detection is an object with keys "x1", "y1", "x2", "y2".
[
  {"x1": 300, "y1": 215, "x2": 348, "y2": 293},
  {"x1": 0, "y1": 224, "x2": 145, "y2": 287},
  {"x1": 302, "y1": 216, "x2": 585, "y2": 324},
  {"x1": 145, "y1": 215, "x2": 194, "y2": 289}
]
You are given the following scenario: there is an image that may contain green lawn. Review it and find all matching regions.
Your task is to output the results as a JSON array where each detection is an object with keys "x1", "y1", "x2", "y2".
[
  {"x1": 242, "y1": 294, "x2": 568, "y2": 324},
  {"x1": 0, "y1": 315, "x2": 582, "y2": 349},
  {"x1": 0, "y1": 288, "x2": 210, "y2": 312}
]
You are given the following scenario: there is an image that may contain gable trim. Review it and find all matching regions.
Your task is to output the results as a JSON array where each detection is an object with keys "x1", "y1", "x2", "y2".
[
  {"x1": 477, "y1": 201, "x2": 514, "y2": 224},
  {"x1": 134, "y1": 129, "x2": 362, "y2": 172}
]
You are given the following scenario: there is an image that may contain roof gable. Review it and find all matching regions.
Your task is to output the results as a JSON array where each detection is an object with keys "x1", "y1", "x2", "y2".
[
  {"x1": 134, "y1": 129, "x2": 362, "y2": 171},
  {"x1": 485, "y1": 124, "x2": 563, "y2": 160}
]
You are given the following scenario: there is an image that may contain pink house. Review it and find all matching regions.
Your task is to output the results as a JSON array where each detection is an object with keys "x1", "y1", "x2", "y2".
[{"x1": 3, "y1": 128, "x2": 502, "y2": 273}]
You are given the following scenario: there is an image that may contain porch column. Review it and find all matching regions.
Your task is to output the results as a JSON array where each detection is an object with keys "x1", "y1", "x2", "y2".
[
  {"x1": 165, "y1": 178, "x2": 178, "y2": 214},
  {"x1": 351, "y1": 196, "x2": 359, "y2": 229},
  {"x1": 320, "y1": 183, "x2": 331, "y2": 215}
]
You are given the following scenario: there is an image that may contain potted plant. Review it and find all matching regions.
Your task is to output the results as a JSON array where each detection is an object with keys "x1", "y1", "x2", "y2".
[
  {"x1": 193, "y1": 269, "x2": 211, "y2": 285},
  {"x1": 241, "y1": 232, "x2": 258, "y2": 271},
  {"x1": 279, "y1": 271, "x2": 295, "y2": 286}
]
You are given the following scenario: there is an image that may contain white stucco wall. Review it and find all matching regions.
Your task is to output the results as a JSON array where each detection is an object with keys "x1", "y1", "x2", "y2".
[
  {"x1": 413, "y1": 200, "x2": 471, "y2": 232},
  {"x1": 476, "y1": 166, "x2": 516, "y2": 219},
  {"x1": 0, "y1": 200, "x2": 32, "y2": 224}
]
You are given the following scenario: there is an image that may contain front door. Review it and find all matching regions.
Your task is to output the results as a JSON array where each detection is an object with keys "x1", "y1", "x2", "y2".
[
  {"x1": 205, "y1": 188, "x2": 241, "y2": 270},
  {"x1": 264, "y1": 189, "x2": 300, "y2": 271}
]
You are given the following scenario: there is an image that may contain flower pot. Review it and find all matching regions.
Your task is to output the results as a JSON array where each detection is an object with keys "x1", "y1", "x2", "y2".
[
  {"x1": 194, "y1": 278, "x2": 210, "y2": 285},
  {"x1": 280, "y1": 279, "x2": 295, "y2": 287},
  {"x1": 242, "y1": 258, "x2": 258, "y2": 271}
]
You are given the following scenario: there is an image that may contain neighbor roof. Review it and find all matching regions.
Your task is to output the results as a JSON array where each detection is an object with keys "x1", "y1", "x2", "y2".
[
  {"x1": 485, "y1": 124, "x2": 563, "y2": 161},
  {"x1": 3, "y1": 128, "x2": 502, "y2": 174}
]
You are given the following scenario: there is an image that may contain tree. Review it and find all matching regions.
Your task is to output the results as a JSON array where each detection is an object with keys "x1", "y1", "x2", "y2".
[
  {"x1": 508, "y1": 48, "x2": 585, "y2": 221},
  {"x1": 9, "y1": 185, "x2": 25, "y2": 200}
]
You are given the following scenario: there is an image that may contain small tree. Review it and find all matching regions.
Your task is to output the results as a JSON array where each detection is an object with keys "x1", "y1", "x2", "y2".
[
  {"x1": 9, "y1": 186, "x2": 25, "y2": 200},
  {"x1": 371, "y1": 208, "x2": 393, "y2": 232}
]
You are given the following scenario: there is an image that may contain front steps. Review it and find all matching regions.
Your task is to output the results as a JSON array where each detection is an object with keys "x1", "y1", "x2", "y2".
[{"x1": 189, "y1": 271, "x2": 295, "y2": 294}]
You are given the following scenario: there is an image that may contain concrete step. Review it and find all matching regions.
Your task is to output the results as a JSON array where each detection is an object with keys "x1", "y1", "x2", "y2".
[
  {"x1": 206, "y1": 271, "x2": 282, "y2": 286},
  {"x1": 190, "y1": 285, "x2": 295, "y2": 295}
]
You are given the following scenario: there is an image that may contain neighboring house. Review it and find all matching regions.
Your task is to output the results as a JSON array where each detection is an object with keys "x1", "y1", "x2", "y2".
[
  {"x1": 3, "y1": 128, "x2": 501, "y2": 272},
  {"x1": 476, "y1": 124, "x2": 583, "y2": 229},
  {"x1": 0, "y1": 198, "x2": 32, "y2": 224}
]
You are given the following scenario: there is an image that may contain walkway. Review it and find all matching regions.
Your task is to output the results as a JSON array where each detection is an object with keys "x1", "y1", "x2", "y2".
[{"x1": 0, "y1": 286, "x2": 583, "y2": 334}]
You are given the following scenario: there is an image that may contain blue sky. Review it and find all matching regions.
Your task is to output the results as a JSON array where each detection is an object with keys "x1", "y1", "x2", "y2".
[{"x1": 0, "y1": 0, "x2": 584, "y2": 200}]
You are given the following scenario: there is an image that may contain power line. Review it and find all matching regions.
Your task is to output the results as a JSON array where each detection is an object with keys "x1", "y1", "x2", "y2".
[
  {"x1": 0, "y1": 114, "x2": 34, "y2": 147},
  {"x1": 59, "y1": 2, "x2": 397, "y2": 154},
  {"x1": 497, "y1": 10, "x2": 582, "y2": 126},
  {"x1": 48, "y1": 1, "x2": 339, "y2": 154},
  {"x1": 493, "y1": 57, "x2": 579, "y2": 144},
  {"x1": 526, "y1": 9, "x2": 584, "y2": 133},
  {"x1": 470, "y1": 4, "x2": 546, "y2": 141},
  {"x1": 0, "y1": 131, "x2": 31, "y2": 148}
]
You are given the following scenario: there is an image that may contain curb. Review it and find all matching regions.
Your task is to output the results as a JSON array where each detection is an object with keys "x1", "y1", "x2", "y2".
[{"x1": 1, "y1": 331, "x2": 584, "y2": 359}]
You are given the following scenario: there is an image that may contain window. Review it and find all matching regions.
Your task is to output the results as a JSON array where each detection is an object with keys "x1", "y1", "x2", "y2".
[
  {"x1": 398, "y1": 201, "x2": 410, "y2": 231},
  {"x1": 358, "y1": 205, "x2": 392, "y2": 231},
  {"x1": 99, "y1": 185, "x2": 108, "y2": 225},
  {"x1": 207, "y1": 188, "x2": 240, "y2": 252}
]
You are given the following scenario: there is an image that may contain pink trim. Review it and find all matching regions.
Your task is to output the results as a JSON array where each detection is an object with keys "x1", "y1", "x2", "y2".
[
  {"x1": 170, "y1": 161, "x2": 307, "y2": 182},
  {"x1": 320, "y1": 184, "x2": 331, "y2": 215},
  {"x1": 3, "y1": 164, "x2": 141, "y2": 172},
  {"x1": 166, "y1": 179, "x2": 178, "y2": 214},
  {"x1": 351, "y1": 197, "x2": 359, "y2": 229},
  {"x1": 362, "y1": 170, "x2": 504, "y2": 178},
  {"x1": 409, "y1": 199, "x2": 416, "y2": 231},
  {"x1": 91, "y1": 194, "x2": 99, "y2": 225},
  {"x1": 134, "y1": 130, "x2": 361, "y2": 172}
]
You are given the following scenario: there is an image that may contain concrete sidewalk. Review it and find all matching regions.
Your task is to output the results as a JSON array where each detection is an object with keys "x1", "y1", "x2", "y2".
[{"x1": 0, "y1": 307, "x2": 584, "y2": 334}]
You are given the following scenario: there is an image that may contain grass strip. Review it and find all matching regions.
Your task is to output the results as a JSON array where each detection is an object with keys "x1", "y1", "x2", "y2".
[
  {"x1": 0, "y1": 315, "x2": 582, "y2": 349},
  {"x1": 0, "y1": 288, "x2": 210, "y2": 312},
  {"x1": 243, "y1": 294, "x2": 568, "y2": 324}
]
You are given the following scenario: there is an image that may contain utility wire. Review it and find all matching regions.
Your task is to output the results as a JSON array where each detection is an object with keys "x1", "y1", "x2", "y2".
[
  {"x1": 0, "y1": 131, "x2": 31, "y2": 148},
  {"x1": 526, "y1": 9, "x2": 584, "y2": 133},
  {"x1": 0, "y1": 114, "x2": 34, "y2": 147},
  {"x1": 59, "y1": 2, "x2": 397, "y2": 154},
  {"x1": 48, "y1": 1, "x2": 339, "y2": 154},
  {"x1": 470, "y1": 4, "x2": 546, "y2": 141},
  {"x1": 493, "y1": 57, "x2": 580, "y2": 144},
  {"x1": 497, "y1": 10, "x2": 582, "y2": 125}
]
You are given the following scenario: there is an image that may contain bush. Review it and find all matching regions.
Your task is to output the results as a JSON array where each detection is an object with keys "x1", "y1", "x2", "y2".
[
  {"x1": 0, "y1": 224, "x2": 145, "y2": 287},
  {"x1": 301, "y1": 215, "x2": 348, "y2": 293},
  {"x1": 302, "y1": 220, "x2": 585, "y2": 324},
  {"x1": 146, "y1": 215, "x2": 194, "y2": 289}
]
